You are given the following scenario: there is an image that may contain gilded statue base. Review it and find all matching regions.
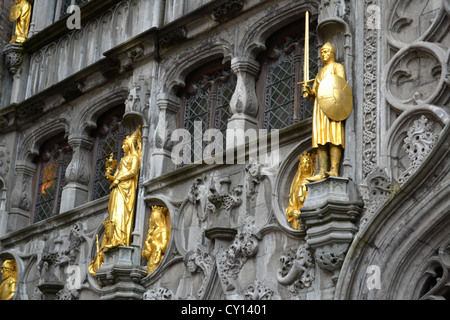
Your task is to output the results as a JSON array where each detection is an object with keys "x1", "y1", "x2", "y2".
[
  {"x1": 94, "y1": 246, "x2": 147, "y2": 300},
  {"x1": 300, "y1": 176, "x2": 363, "y2": 298}
]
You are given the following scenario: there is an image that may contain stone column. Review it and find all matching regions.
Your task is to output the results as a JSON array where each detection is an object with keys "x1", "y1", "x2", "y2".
[
  {"x1": 300, "y1": 177, "x2": 363, "y2": 299},
  {"x1": 60, "y1": 136, "x2": 93, "y2": 213},
  {"x1": 151, "y1": 93, "x2": 178, "y2": 178},
  {"x1": 9, "y1": 160, "x2": 36, "y2": 232},
  {"x1": 227, "y1": 57, "x2": 260, "y2": 132}
]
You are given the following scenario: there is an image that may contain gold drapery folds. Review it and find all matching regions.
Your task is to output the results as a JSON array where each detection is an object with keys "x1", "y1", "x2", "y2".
[
  {"x1": 142, "y1": 206, "x2": 171, "y2": 275},
  {"x1": 9, "y1": 0, "x2": 33, "y2": 43},
  {"x1": 0, "y1": 260, "x2": 17, "y2": 300},
  {"x1": 285, "y1": 152, "x2": 316, "y2": 230},
  {"x1": 89, "y1": 126, "x2": 142, "y2": 277}
]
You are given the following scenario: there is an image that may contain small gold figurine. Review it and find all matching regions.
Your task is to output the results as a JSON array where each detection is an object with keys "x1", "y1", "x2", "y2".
[
  {"x1": 9, "y1": 0, "x2": 33, "y2": 43},
  {"x1": 0, "y1": 260, "x2": 17, "y2": 300},
  {"x1": 301, "y1": 41, "x2": 352, "y2": 181},
  {"x1": 142, "y1": 206, "x2": 171, "y2": 275},
  {"x1": 89, "y1": 126, "x2": 142, "y2": 276},
  {"x1": 285, "y1": 152, "x2": 316, "y2": 230}
]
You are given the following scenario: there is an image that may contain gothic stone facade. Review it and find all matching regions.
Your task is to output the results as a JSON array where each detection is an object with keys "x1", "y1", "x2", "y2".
[{"x1": 0, "y1": 0, "x2": 449, "y2": 300}]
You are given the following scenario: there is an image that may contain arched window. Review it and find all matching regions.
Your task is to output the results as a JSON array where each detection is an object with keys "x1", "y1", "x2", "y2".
[
  {"x1": 90, "y1": 105, "x2": 126, "y2": 201},
  {"x1": 256, "y1": 19, "x2": 318, "y2": 130},
  {"x1": 177, "y1": 59, "x2": 236, "y2": 163},
  {"x1": 32, "y1": 134, "x2": 72, "y2": 223}
]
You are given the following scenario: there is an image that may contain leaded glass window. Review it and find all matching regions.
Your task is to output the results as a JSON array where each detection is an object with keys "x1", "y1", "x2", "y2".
[
  {"x1": 91, "y1": 107, "x2": 126, "y2": 200},
  {"x1": 179, "y1": 63, "x2": 236, "y2": 164},
  {"x1": 257, "y1": 19, "x2": 318, "y2": 130},
  {"x1": 33, "y1": 134, "x2": 72, "y2": 223}
]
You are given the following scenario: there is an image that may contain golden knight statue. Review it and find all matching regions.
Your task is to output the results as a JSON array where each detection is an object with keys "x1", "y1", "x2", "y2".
[
  {"x1": 0, "y1": 260, "x2": 17, "y2": 300},
  {"x1": 9, "y1": 0, "x2": 32, "y2": 43},
  {"x1": 89, "y1": 126, "x2": 142, "y2": 276},
  {"x1": 301, "y1": 41, "x2": 353, "y2": 182},
  {"x1": 285, "y1": 151, "x2": 316, "y2": 230},
  {"x1": 142, "y1": 206, "x2": 171, "y2": 275}
]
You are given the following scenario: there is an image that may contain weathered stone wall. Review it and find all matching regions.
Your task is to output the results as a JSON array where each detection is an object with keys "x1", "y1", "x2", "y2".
[{"x1": 0, "y1": 0, "x2": 448, "y2": 301}]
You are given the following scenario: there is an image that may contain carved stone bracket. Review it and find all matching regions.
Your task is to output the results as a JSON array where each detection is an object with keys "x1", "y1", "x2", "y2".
[
  {"x1": 3, "y1": 43, "x2": 25, "y2": 75},
  {"x1": 211, "y1": 0, "x2": 245, "y2": 22},
  {"x1": 301, "y1": 177, "x2": 363, "y2": 286},
  {"x1": 159, "y1": 27, "x2": 187, "y2": 50},
  {"x1": 95, "y1": 246, "x2": 147, "y2": 300},
  {"x1": 205, "y1": 178, "x2": 243, "y2": 240}
]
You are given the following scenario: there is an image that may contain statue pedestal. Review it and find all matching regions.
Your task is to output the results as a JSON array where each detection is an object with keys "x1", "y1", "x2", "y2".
[
  {"x1": 300, "y1": 177, "x2": 363, "y2": 299},
  {"x1": 95, "y1": 246, "x2": 147, "y2": 300}
]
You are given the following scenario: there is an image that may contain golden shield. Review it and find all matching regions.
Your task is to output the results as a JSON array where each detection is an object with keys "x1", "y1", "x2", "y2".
[
  {"x1": 9, "y1": 5, "x2": 21, "y2": 22},
  {"x1": 317, "y1": 75, "x2": 353, "y2": 121}
]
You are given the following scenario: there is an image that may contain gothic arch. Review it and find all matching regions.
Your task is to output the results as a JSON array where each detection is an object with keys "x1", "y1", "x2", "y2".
[
  {"x1": 240, "y1": 1, "x2": 318, "y2": 60},
  {"x1": 160, "y1": 41, "x2": 232, "y2": 97},
  {"x1": 18, "y1": 118, "x2": 70, "y2": 163},
  {"x1": 336, "y1": 123, "x2": 450, "y2": 300},
  {"x1": 75, "y1": 86, "x2": 130, "y2": 136}
]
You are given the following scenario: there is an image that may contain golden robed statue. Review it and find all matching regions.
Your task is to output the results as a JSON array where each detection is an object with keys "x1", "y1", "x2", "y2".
[
  {"x1": 9, "y1": 0, "x2": 33, "y2": 43},
  {"x1": 89, "y1": 126, "x2": 142, "y2": 276},
  {"x1": 0, "y1": 260, "x2": 17, "y2": 300},
  {"x1": 285, "y1": 151, "x2": 316, "y2": 230},
  {"x1": 142, "y1": 206, "x2": 171, "y2": 275},
  {"x1": 301, "y1": 14, "x2": 353, "y2": 181}
]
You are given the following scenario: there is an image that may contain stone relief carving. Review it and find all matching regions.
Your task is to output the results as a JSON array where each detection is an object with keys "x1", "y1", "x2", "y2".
[
  {"x1": 126, "y1": 75, "x2": 150, "y2": 117},
  {"x1": 277, "y1": 242, "x2": 315, "y2": 297},
  {"x1": 359, "y1": 168, "x2": 393, "y2": 227},
  {"x1": 0, "y1": 143, "x2": 11, "y2": 179},
  {"x1": 362, "y1": 0, "x2": 380, "y2": 178},
  {"x1": 143, "y1": 287, "x2": 174, "y2": 300},
  {"x1": 216, "y1": 216, "x2": 258, "y2": 299},
  {"x1": 314, "y1": 243, "x2": 348, "y2": 282},
  {"x1": 416, "y1": 240, "x2": 450, "y2": 300},
  {"x1": 244, "y1": 280, "x2": 275, "y2": 300},
  {"x1": 184, "y1": 246, "x2": 215, "y2": 299},
  {"x1": 397, "y1": 115, "x2": 439, "y2": 184}
]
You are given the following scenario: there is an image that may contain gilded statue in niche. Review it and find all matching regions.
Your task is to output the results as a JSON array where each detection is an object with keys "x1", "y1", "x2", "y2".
[
  {"x1": 302, "y1": 41, "x2": 353, "y2": 181},
  {"x1": 0, "y1": 260, "x2": 17, "y2": 300},
  {"x1": 89, "y1": 126, "x2": 142, "y2": 276},
  {"x1": 285, "y1": 151, "x2": 316, "y2": 230},
  {"x1": 9, "y1": 0, "x2": 33, "y2": 43},
  {"x1": 300, "y1": 12, "x2": 353, "y2": 182},
  {"x1": 142, "y1": 206, "x2": 171, "y2": 275}
]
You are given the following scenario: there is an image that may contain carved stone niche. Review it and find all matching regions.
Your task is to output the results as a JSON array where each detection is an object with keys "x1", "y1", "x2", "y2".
[
  {"x1": 300, "y1": 177, "x2": 363, "y2": 285},
  {"x1": 317, "y1": 0, "x2": 351, "y2": 63}
]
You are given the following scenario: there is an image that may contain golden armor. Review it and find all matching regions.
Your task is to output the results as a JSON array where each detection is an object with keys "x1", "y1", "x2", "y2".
[
  {"x1": 285, "y1": 152, "x2": 316, "y2": 230},
  {"x1": 9, "y1": 0, "x2": 32, "y2": 43},
  {"x1": 302, "y1": 41, "x2": 352, "y2": 181},
  {"x1": 0, "y1": 260, "x2": 17, "y2": 300},
  {"x1": 142, "y1": 206, "x2": 171, "y2": 275},
  {"x1": 89, "y1": 126, "x2": 142, "y2": 276}
]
